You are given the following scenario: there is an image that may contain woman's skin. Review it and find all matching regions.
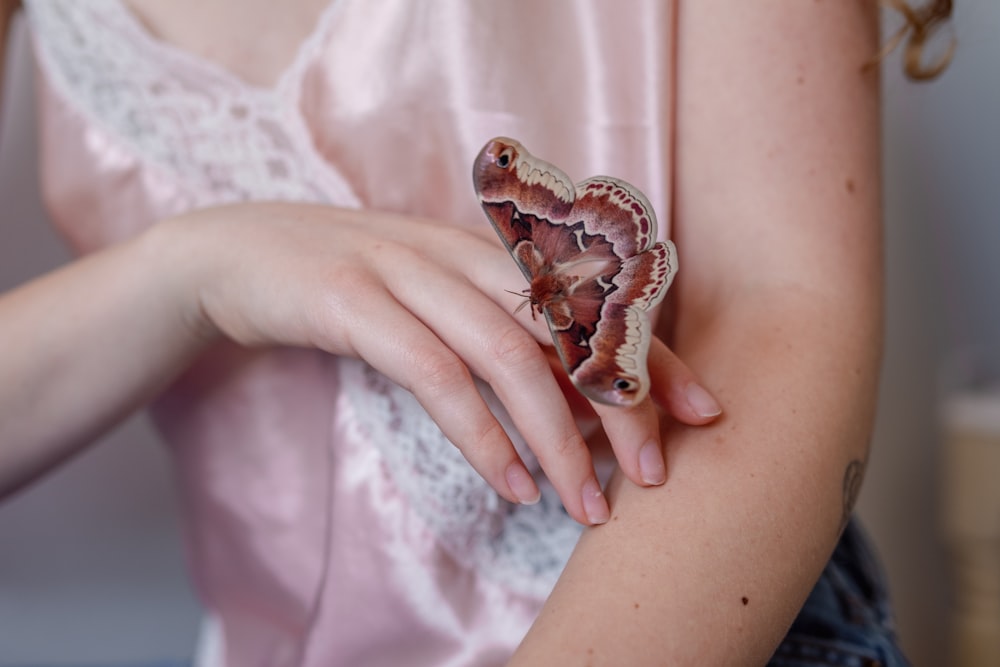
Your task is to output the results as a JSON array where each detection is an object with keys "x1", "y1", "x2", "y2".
[{"x1": 1, "y1": 0, "x2": 883, "y2": 664}]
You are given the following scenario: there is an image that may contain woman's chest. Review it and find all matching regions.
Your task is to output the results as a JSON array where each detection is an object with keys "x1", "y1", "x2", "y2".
[{"x1": 122, "y1": 0, "x2": 330, "y2": 87}]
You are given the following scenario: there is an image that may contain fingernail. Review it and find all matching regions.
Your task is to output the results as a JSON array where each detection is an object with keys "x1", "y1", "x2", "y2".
[
  {"x1": 506, "y1": 462, "x2": 541, "y2": 505},
  {"x1": 582, "y1": 478, "x2": 610, "y2": 525},
  {"x1": 686, "y1": 383, "x2": 722, "y2": 419},
  {"x1": 639, "y1": 440, "x2": 666, "y2": 485}
]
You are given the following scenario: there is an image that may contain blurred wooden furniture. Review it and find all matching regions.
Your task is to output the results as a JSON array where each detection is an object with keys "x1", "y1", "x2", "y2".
[{"x1": 941, "y1": 388, "x2": 1000, "y2": 667}]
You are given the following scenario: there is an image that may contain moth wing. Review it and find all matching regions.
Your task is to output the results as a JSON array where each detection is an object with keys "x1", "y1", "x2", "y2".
[
  {"x1": 609, "y1": 240, "x2": 678, "y2": 312},
  {"x1": 478, "y1": 201, "x2": 539, "y2": 283},
  {"x1": 573, "y1": 176, "x2": 660, "y2": 258},
  {"x1": 473, "y1": 138, "x2": 677, "y2": 407},
  {"x1": 548, "y1": 296, "x2": 654, "y2": 407},
  {"x1": 474, "y1": 138, "x2": 578, "y2": 282},
  {"x1": 537, "y1": 195, "x2": 674, "y2": 407},
  {"x1": 544, "y1": 240, "x2": 676, "y2": 407},
  {"x1": 541, "y1": 279, "x2": 605, "y2": 376}
]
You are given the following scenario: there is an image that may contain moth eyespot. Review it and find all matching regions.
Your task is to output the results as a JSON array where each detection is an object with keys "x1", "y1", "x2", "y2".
[
  {"x1": 496, "y1": 148, "x2": 515, "y2": 169},
  {"x1": 613, "y1": 378, "x2": 637, "y2": 393}
]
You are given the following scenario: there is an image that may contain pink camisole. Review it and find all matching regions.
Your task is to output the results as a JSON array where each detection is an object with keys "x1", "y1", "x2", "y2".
[{"x1": 25, "y1": 2, "x2": 677, "y2": 664}]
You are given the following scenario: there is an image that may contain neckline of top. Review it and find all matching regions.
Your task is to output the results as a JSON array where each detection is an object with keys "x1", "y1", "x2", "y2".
[{"x1": 106, "y1": 0, "x2": 343, "y2": 98}]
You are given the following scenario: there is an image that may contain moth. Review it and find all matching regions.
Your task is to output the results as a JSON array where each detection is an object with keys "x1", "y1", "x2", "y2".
[{"x1": 472, "y1": 137, "x2": 677, "y2": 407}]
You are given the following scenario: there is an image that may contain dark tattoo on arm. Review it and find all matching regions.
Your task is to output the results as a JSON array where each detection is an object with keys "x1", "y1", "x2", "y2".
[{"x1": 839, "y1": 458, "x2": 866, "y2": 534}]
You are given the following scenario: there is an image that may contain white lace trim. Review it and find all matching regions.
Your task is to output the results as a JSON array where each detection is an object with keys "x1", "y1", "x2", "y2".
[
  {"x1": 339, "y1": 358, "x2": 581, "y2": 600},
  {"x1": 25, "y1": 0, "x2": 359, "y2": 207}
]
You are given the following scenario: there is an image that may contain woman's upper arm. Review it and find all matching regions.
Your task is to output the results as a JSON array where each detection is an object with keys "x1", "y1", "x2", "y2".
[
  {"x1": 673, "y1": 0, "x2": 882, "y2": 322},
  {"x1": 509, "y1": 3, "x2": 883, "y2": 665}
]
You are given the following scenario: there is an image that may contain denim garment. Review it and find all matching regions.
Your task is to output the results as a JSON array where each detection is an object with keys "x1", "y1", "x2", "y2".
[{"x1": 769, "y1": 518, "x2": 911, "y2": 667}]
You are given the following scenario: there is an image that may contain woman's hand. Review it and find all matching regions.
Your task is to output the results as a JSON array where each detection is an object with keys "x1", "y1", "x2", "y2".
[{"x1": 164, "y1": 202, "x2": 720, "y2": 525}]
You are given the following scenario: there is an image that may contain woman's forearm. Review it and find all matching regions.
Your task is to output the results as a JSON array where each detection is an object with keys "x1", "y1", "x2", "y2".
[
  {"x1": 511, "y1": 287, "x2": 881, "y2": 664},
  {"x1": 0, "y1": 202, "x2": 712, "y2": 521},
  {"x1": 0, "y1": 225, "x2": 213, "y2": 496}
]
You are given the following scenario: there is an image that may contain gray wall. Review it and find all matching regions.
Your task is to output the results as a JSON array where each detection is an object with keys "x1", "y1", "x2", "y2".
[{"x1": 2, "y1": 3, "x2": 997, "y2": 664}]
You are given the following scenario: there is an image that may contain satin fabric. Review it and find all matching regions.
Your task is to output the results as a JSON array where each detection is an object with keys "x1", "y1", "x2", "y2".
[{"x1": 27, "y1": 1, "x2": 677, "y2": 665}]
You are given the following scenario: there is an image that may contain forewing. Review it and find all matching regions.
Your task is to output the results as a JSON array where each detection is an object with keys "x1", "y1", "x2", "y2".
[{"x1": 473, "y1": 137, "x2": 578, "y2": 281}]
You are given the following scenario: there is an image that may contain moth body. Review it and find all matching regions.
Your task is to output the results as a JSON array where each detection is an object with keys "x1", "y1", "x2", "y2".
[{"x1": 529, "y1": 272, "x2": 565, "y2": 315}]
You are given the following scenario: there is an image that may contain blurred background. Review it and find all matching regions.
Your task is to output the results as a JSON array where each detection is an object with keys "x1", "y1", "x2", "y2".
[
  {"x1": 863, "y1": 1, "x2": 1000, "y2": 665},
  {"x1": 1, "y1": 3, "x2": 997, "y2": 665}
]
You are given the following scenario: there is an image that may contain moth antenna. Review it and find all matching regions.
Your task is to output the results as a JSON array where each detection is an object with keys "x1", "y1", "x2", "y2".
[{"x1": 505, "y1": 288, "x2": 536, "y2": 319}]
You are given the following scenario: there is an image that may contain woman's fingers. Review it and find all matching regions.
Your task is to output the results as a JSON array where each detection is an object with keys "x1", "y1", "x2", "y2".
[
  {"x1": 194, "y1": 205, "x2": 716, "y2": 523},
  {"x1": 346, "y1": 228, "x2": 717, "y2": 515},
  {"x1": 591, "y1": 339, "x2": 722, "y2": 490},
  {"x1": 377, "y1": 248, "x2": 609, "y2": 525},
  {"x1": 382, "y1": 220, "x2": 557, "y2": 344},
  {"x1": 342, "y1": 284, "x2": 542, "y2": 508},
  {"x1": 409, "y1": 229, "x2": 720, "y2": 498},
  {"x1": 647, "y1": 337, "x2": 723, "y2": 425}
]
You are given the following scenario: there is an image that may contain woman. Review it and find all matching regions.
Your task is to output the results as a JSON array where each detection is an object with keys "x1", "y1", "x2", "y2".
[{"x1": 0, "y1": 1, "x2": 951, "y2": 664}]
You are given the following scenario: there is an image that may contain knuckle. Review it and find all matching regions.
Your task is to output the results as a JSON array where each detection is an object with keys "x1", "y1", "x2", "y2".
[
  {"x1": 408, "y1": 348, "x2": 470, "y2": 399},
  {"x1": 366, "y1": 239, "x2": 428, "y2": 274},
  {"x1": 488, "y1": 326, "x2": 544, "y2": 376},
  {"x1": 311, "y1": 272, "x2": 381, "y2": 350},
  {"x1": 463, "y1": 417, "x2": 507, "y2": 460},
  {"x1": 324, "y1": 264, "x2": 379, "y2": 308},
  {"x1": 552, "y1": 429, "x2": 588, "y2": 459},
  {"x1": 531, "y1": 428, "x2": 589, "y2": 476}
]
